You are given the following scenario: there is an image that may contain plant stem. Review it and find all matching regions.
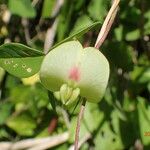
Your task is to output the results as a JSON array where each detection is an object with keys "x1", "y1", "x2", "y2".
[
  {"x1": 95, "y1": 0, "x2": 120, "y2": 49},
  {"x1": 74, "y1": 99, "x2": 86, "y2": 150},
  {"x1": 74, "y1": 1, "x2": 120, "y2": 149}
]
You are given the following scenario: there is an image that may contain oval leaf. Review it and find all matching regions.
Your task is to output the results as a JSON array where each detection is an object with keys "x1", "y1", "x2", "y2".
[
  {"x1": 50, "y1": 21, "x2": 101, "y2": 51},
  {"x1": 0, "y1": 57, "x2": 43, "y2": 78},
  {"x1": 8, "y1": 0, "x2": 36, "y2": 18},
  {"x1": 0, "y1": 43, "x2": 44, "y2": 58},
  {"x1": 0, "y1": 43, "x2": 44, "y2": 78}
]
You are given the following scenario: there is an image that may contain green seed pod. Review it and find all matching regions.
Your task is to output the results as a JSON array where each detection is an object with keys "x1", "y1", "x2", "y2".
[{"x1": 40, "y1": 41, "x2": 109, "y2": 104}]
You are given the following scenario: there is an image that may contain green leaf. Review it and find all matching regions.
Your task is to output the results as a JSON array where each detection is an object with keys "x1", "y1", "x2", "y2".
[
  {"x1": 94, "y1": 121, "x2": 123, "y2": 150},
  {"x1": 130, "y1": 66, "x2": 150, "y2": 84},
  {"x1": 0, "y1": 102, "x2": 13, "y2": 125},
  {"x1": 88, "y1": 0, "x2": 108, "y2": 21},
  {"x1": 6, "y1": 113, "x2": 36, "y2": 136},
  {"x1": 0, "y1": 128, "x2": 10, "y2": 138},
  {"x1": 114, "y1": 25, "x2": 123, "y2": 41},
  {"x1": 56, "y1": 1, "x2": 74, "y2": 41},
  {"x1": 9, "y1": 84, "x2": 49, "y2": 117},
  {"x1": 144, "y1": 10, "x2": 150, "y2": 35},
  {"x1": 74, "y1": 0, "x2": 85, "y2": 11},
  {"x1": 125, "y1": 29, "x2": 140, "y2": 41},
  {"x1": 0, "y1": 43, "x2": 44, "y2": 78},
  {"x1": 137, "y1": 97, "x2": 150, "y2": 146},
  {"x1": 103, "y1": 42, "x2": 134, "y2": 72},
  {"x1": 42, "y1": 0, "x2": 56, "y2": 18},
  {"x1": 0, "y1": 67, "x2": 5, "y2": 82},
  {"x1": 48, "y1": 91, "x2": 56, "y2": 111},
  {"x1": 8, "y1": 0, "x2": 36, "y2": 18},
  {"x1": 0, "y1": 57, "x2": 43, "y2": 78},
  {"x1": 69, "y1": 15, "x2": 94, "y2": 36},
  {"x1": 83, "y1": 103, "x2": 104, "y2": 131},
  {"x1": 120, "y1": 6, "x2": 141, "y2": 24},
  {"x1": 0, "y1": 43, "x2": 44, "y2": 58},
  {"x1": 51, "y1": 21, "x2": 101, "y2": 51}
]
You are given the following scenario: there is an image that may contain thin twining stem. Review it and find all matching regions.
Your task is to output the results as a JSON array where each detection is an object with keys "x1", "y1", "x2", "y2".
[
  {"x1": 74, "y1": 99, "x2": 86, "y2": 150},
  {"x1": 74, "y1": 1, "x2": 120, "y2": 150},
  {"x1": 95, "y1": 0, "x2": 120, "y2": 49}
]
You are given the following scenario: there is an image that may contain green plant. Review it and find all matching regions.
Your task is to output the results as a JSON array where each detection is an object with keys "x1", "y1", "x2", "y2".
[
  {"x1": 0, "y1": 0, "x2": 150, "y2": 150},
  {"x1": 0, "y1": 0, "x2": 119, "y2": 149}
]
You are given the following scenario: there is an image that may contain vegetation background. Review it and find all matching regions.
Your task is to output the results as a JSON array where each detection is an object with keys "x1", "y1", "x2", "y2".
[{"x1": 0, "y1": 0, "x2": 150, "y2": 149}]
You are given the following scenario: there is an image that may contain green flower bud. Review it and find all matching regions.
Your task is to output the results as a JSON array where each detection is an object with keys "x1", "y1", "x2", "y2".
[
  {"x1": 53, "y1": 91, "x2": 60, "y2": 100},
  {"x1": 60, "y1": 84, "x2": 68, "y2": 104},
  {"x1": 53, "y1": 84, "x2": 80, "y2": 105},
  {"x1": 66, "y1": 88, "x2": 80, "y2": 105}
]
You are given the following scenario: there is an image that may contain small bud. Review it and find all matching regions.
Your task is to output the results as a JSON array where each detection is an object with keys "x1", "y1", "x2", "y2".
[
  {"x1": 65, "y1": 86, "x2": 73, "y2": 100},
  {"x1": 54, "y1": 91, "x2": 61, "y2": 100},
  {"x1": 66, "y1": 88, "x2": 80, "y2": 105},
  {"x1": 60, "y1": 84, "x2": 68, "y2": 104}
]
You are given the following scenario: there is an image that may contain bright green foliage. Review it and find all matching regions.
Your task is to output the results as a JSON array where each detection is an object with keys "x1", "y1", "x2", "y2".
[
  {"x1": 0, "y1": 102, "x2": 12, "y2": 125},
  {"x1": 0, "y1": 0, "x2": 150, "y2": 149},
  {"x1": 0, "y1": 57, "x2": 43, "y2": 78},
  {"x1": 8, "y1": 0, "x2": 36, "y2": 18},
  {"x1": 88, "y1": 0, "x2": 108, "y2": 21},
  {"x1": 0, "y1": 43, "x2": 44, "y2": 78},
  {"x1": 6, "y1": 113, "x2": 36, "y2": 136},
  {"x1": 40, "y1": 41, "x2": 109, "y2": 103},
  {"x1": 69, "y1": 15, "x2": 94, "y2": 36},
  {"x1": 53, "y1": 21, "x2": 101, "y2": 50},
  {"x1": 42, "y1": 0, "x2": 56, "y2": 18},
  {"x1": 137, "y1": 97, "x2": 150, "y2": 145},
  {"x1": 0, "y1": 43, "x2": 44, "y2": 58}
]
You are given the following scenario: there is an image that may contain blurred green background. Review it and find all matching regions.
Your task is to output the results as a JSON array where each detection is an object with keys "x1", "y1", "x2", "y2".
[{"x1": 0, "y1": 0, "x2": 150, "y2": 149}]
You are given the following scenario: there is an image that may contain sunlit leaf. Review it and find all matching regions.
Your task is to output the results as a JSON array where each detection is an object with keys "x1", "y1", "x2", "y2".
[
  {"x1": 88, "y1": 0, "x2": 108, "y2": 21},
  {"x1": 137, "y1": 97, "x2": 150, "y2": 146},
  {"x1": 51, "y1": 21, "x2": 101, "y2": 51},
  {"x1": 6, "y1": 113, "x2": 36, "y2": 136},
  {"x1": 0, "y1": 102, "x2": 13, "y2": 125},
  {"x1": 69, "y1": 15, "x2": 94, "y2": 36},
  {"x1": 0, "y1": 43, "x2": 44, "y2": 78},
  {"x1": 8, "y1": 0, "x2": 36, "y2": 18},
  {"x1": 0, "y1": 43, "x2": 44, "y2": 58},
  {"x1": 42, "y1": 0, "x2": 56, "y2": 18}
]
